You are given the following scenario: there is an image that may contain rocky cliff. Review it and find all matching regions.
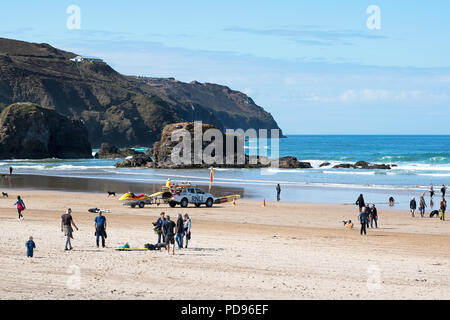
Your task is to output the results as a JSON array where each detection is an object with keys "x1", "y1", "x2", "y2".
[
  {"x1": 0, "y1": 38, "x2": 283, "y2": 147},
  {"x1": 0, "y1": 103, "x2": 92, "y2": 159}
]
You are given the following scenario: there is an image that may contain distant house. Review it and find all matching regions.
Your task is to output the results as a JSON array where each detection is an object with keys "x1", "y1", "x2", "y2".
[{"x1": 70, "y1": 55, "x2": 104, "y2": 63}]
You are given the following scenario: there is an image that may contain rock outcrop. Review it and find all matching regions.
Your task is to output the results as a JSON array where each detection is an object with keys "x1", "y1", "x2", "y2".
[
  {"x1": 115, "y1": 154, "x2": 155, "y2": 168},
  {"x1": 95, "y1": 143, "x2": 144, "y2": 159},
  {"x1": 0, "y1": 103, "x2": 92, "y2": 159},
  {"x1": 0, "y1": 37, "x2": 283, "y2": 147},
  {"x1": 278, "y1": 156, "x2": 312, "y2": 169},
  {"x1": 332, "y1": 161, "x2": 392, "y2": 170}
]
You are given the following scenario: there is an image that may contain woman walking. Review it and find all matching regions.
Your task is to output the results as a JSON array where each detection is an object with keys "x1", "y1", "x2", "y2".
[
  {"x1": 183, "y1": 213, "x2": 192, "y2": 248},
  {"x1": 14, "y1": 195, "x2": 26, "y2": 221},
  {"x1": 419, "y1": 195, "x2": 427, "y2": 218}
]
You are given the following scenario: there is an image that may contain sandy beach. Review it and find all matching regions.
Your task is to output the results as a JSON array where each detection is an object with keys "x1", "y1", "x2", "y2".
[{"x1": 1, "y1": 188, "x2": 450, "y2": 300}]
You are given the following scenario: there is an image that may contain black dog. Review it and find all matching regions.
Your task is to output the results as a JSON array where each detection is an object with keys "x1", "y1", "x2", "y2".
[
  {"x1": 107, "y1": 191, "x2": 116, "y2": 197},
  {"x1": 430, "y1": 210, "x2": 440, "y2": 218},
  {"x1": 2, "y1": 192, "x2": 8, "y2": 198}
]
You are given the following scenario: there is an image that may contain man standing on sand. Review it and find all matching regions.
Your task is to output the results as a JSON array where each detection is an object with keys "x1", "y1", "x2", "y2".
[
  {"x1": 359, "y1": 207, "x2": 368, "y2": 236},
  {"x1": 94, "y1": 211, "x2": 107, "y2": 248},
  {"x1": 410, "y1": 197, "x2": 417, "y2": 217},
  {"x1": 162, "y1": 215, "x2": 176, "y2": 255},
  {"x1": 370, "y1": 204, "x2": 378, "y2": 229},
  {"x1": 276, "y1": 184, "x2": 281, "y2": 202},
  {"x1": 61, "y1": 208, "x2": 78, "y2": 251},
  {"x1": 155, "y1": 212, "x2": 166, "y2": 244},
  {"x1": 355, "y1": 194, "x2": 365, "y2": 212}
]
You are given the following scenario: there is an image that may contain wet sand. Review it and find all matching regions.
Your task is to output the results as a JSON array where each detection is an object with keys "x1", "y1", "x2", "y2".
[{"x1": 1, "y1": 188, "x2": 450, "y2": 300}]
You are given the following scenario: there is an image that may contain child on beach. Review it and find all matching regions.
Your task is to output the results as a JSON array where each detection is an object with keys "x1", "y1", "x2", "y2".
[
  {"x1": 14, "y1": 195, "x2": 26, "y2": 220},
  {"x1": 25, "y1": 236, "x2": 36, "y2": 258}
]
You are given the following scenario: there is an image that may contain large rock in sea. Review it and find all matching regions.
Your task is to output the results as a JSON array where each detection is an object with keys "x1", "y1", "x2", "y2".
[
  {"x1": 95, "y1": 143, "x2": 144, "y2": 159},
  {"x1": 0, "y1": 103, "x2": 92, "y2": 159},
  {"x1": 278, "y1": 156, "x2": 312, "y2": 169}
]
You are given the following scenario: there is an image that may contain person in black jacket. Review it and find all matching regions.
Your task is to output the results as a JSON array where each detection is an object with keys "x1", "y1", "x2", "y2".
[
  {"x1": 359, "y1": 207, "x2": 368, "y2": 236},
  {"x1": 356, "y1": 194, "x2": 365, "y2": 212},
  {"x1": 410, "y1": 197, "x2": 417, "y2": 217},
  {"x1": 442, "y1": 185, "x2": 446, "y2": 198},
  {"x1": 276, "y1": 184, "x2": 281, "y2": 202},
  {"x1": 370, "y1": 204, "x2": 378, "y2": 228}
]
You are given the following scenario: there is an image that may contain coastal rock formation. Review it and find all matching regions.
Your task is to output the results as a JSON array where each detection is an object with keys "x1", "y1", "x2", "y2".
[
  {"x1": 0, "y1": 103, "x2": 92, "y2": 159},
  {"x1": 278, "y1": 156, "x2": 312, "y2": 169},
  {"x1": 319, "y1": 162, "x2": 331, "y2": 167},
  {"x1": 0, "y1": 37, "x2": 283, "y2": 147},
  {"x1": 116, "y1": 122, "x2": 307, "y2": 169},
  {"x1": 115, "y1": 154, "x2": 155, "y2": 168},
  {"x1": 95, "y1": 143, "x2": 144, "y2": 159},
  {"x1": 332, "y1": 161, "x2": 391, "y2": 170}
]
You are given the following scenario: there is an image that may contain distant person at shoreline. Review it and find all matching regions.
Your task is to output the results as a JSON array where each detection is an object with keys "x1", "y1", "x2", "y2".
[
  {"x1": 14, "y1": 195, "x2": 26, "y2": 221},
  {"x1": 9, "y1": 166, "x2": 13, "y2": 175},
  {"x1": 162, "y1": 215, "x2": 176, "y2": 255},
  {"x1": 25, "y1": 236, "x2": 36, "y2": 258},
  {"x1": 276, "y1": 184, "x2": 281, "y2": 202},
  {"x1": 359, "y1": 207, "x2": 368, "y2": 236},
  {"x1": 441, "y1": 184, "x2": 446, "y2": 198},
  {"x1": 61, "y1": 208, "x2": 78, "y2": 251},
  {"x1": 419, "y1": 195, "x2": 427, "y2": 218},
  {"x1": 94, "y1": 211, "x2": 107, "y2": 248},
  {"x1": 430, "y1": 184, "x2": 435, "y2": 199},
  {"x1": 389, "y1": 197, "x2": 395, "y2": 206},
  {"x1": 410, "y1": 197, "x2": 417, "y2": 217},
  {"x1": 183, "y1": 213, "x2": 191, "y2": 248},
  {"x1": 370, "y1": 204, "x2": 378, "y2": 229},
  {"x1": 440, "y1": 197, "x2": 447, "y2": 221},
  {"x1": 355, "y1": 194, "x2": 365, "y2": 212}
]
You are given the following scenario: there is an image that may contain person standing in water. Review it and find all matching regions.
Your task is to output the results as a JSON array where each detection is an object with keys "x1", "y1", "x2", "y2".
[
  {"x1": 441, "y1": 184, "x2": 446, "y2": 198},
  {"x1": 359, "y1": 207, "x2": 368, "y2": 236},
  {"x1": 61, "y1": 208, "x2": 78, "y2": 251},
  {"x1": 276, "y1": 184, "x2": 281, "y2": 202},
  {"x1": 14, "y1": 195, "x2": 26, "y2": 221},
  {"x1": 430, "y1": 184, "x2": 435, "y2": 199},
  {"x1": 9, "y1": 166, "x2": 13, "y2": 175},
  {"x1": 419, "y1": 195, "x2": 427, "y2": 218},
  {"x1": 355, "y1": 194, "x2": 365, "y2": 213},
  {"x1": 410, "y1": 197, "x2": 417, "y2": 217}
]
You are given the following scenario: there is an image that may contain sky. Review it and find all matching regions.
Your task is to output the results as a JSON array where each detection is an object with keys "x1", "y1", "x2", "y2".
[{"x1": 1, "y1": 0, "x2": 450, "y2": 134}]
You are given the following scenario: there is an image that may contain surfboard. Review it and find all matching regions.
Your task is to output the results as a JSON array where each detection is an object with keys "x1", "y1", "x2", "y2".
[{"x1": 115, "y1": 248, "x2": 148, "y2": 251}]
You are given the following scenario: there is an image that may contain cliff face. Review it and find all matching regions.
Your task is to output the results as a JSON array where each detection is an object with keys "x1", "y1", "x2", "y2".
[
  {"x1": 0, "y1": 38, "x2": 283, "y2": 147},
  {"x1": 0, "y1": 103, "x2": 92, "y2": 159}
]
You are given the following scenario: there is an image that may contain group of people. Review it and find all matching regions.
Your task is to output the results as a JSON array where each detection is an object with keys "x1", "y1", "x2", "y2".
[
  {"x1": 153, "y1": 212, "x2": 192, "y2": 255},
  {"x1": 16, "y1": 194, "x2": 191, "y2": 257},
  {"x1": 355, "y1": 194, "x2": 378, "y2": 236},
  {"x1": 410, "y1": 184, "x2": 447, "y2": 220}
]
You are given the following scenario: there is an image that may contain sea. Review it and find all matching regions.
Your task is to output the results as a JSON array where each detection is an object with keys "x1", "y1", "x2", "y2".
[{"x1": 1, "y1": 135, "x2": 449, "y2": 210}]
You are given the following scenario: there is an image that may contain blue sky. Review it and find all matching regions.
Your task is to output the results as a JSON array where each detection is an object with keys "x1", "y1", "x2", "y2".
[{"x1": 1, "y1": 0, "x2": 450, "y2": 134}]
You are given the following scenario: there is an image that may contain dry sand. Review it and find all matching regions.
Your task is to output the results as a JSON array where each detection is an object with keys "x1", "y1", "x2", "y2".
[{"x1": 1, "y1": 189, "x2": 450, "y2": 300}]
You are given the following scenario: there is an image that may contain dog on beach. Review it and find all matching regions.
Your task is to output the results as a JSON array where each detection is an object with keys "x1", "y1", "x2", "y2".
[
  {"x1": 430, "y1": 210, "x2": 440, "y2": 218},
  {"x1": 107, "y1": 191, "x2": 116, "y2": 197},
  {"x1": 2, "y1": 192, "x2": 8, "y2": 198}
]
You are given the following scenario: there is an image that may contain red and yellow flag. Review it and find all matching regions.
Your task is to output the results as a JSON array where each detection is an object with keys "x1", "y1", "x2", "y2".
[{"x1": 209, "y1": 167, "x2": 214, "y2": 192}]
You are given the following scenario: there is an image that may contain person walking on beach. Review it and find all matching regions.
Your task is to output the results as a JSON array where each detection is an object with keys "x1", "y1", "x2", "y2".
[
  {"x1": 183, "y1": 213, "x2": 191, "y2": 248},
  {"x1": 14, "y1": 195, "x2": 26, "y2": 221},
  {"x1": 440, "y1": 197, "x2": 447, "y2": 221},
  {"x1": 175, "y1": 213, "x2": 185, "y2": 249},
  {"x1": 441, "y1": 184, "x2": 446, "y2": 198},
  {"x1": 61, "y1": 208, "x2": 78, "y2": 251},
  {"x1": 410, "y1": 197, "x2": 417, "y2": 217},
  {"x1": 365, "y1": 203, "x2": 371, "y2": 228},
  {"x1": 25, "y1": 236, "x2": 36, "y2": 258},
  {"x1": 94, "y1": 211, "x2": 107, "y2": 248},
  {"x1": 370, "y1": 204, "x2": 378, "y2": 229},
  {"x1": 162, "y1": 215, "x2": 176, "y2": 255},
  {"x1": 430, "y1": 184, "x2": 435, "y2": 199},
  {"x1": 356, "y1": 194, "x2": 365, "y2": 212},
  {"x1": 276, "y1": 184, "x2": 281, "y2": 202},
  {"x1": 359, "y1": 207, "x2": 368, "y2": 236},
  {"x1": 155, "y1": 212, "x2": 166, "y2": 244},
  {"x1": 419, "y1": 195, "x2": 427, "y2": 218}
]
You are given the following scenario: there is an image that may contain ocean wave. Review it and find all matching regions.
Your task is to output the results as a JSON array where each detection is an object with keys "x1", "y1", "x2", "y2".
[{"x1": 322, "y1": 170, "x2": 376, "y2": 175}]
